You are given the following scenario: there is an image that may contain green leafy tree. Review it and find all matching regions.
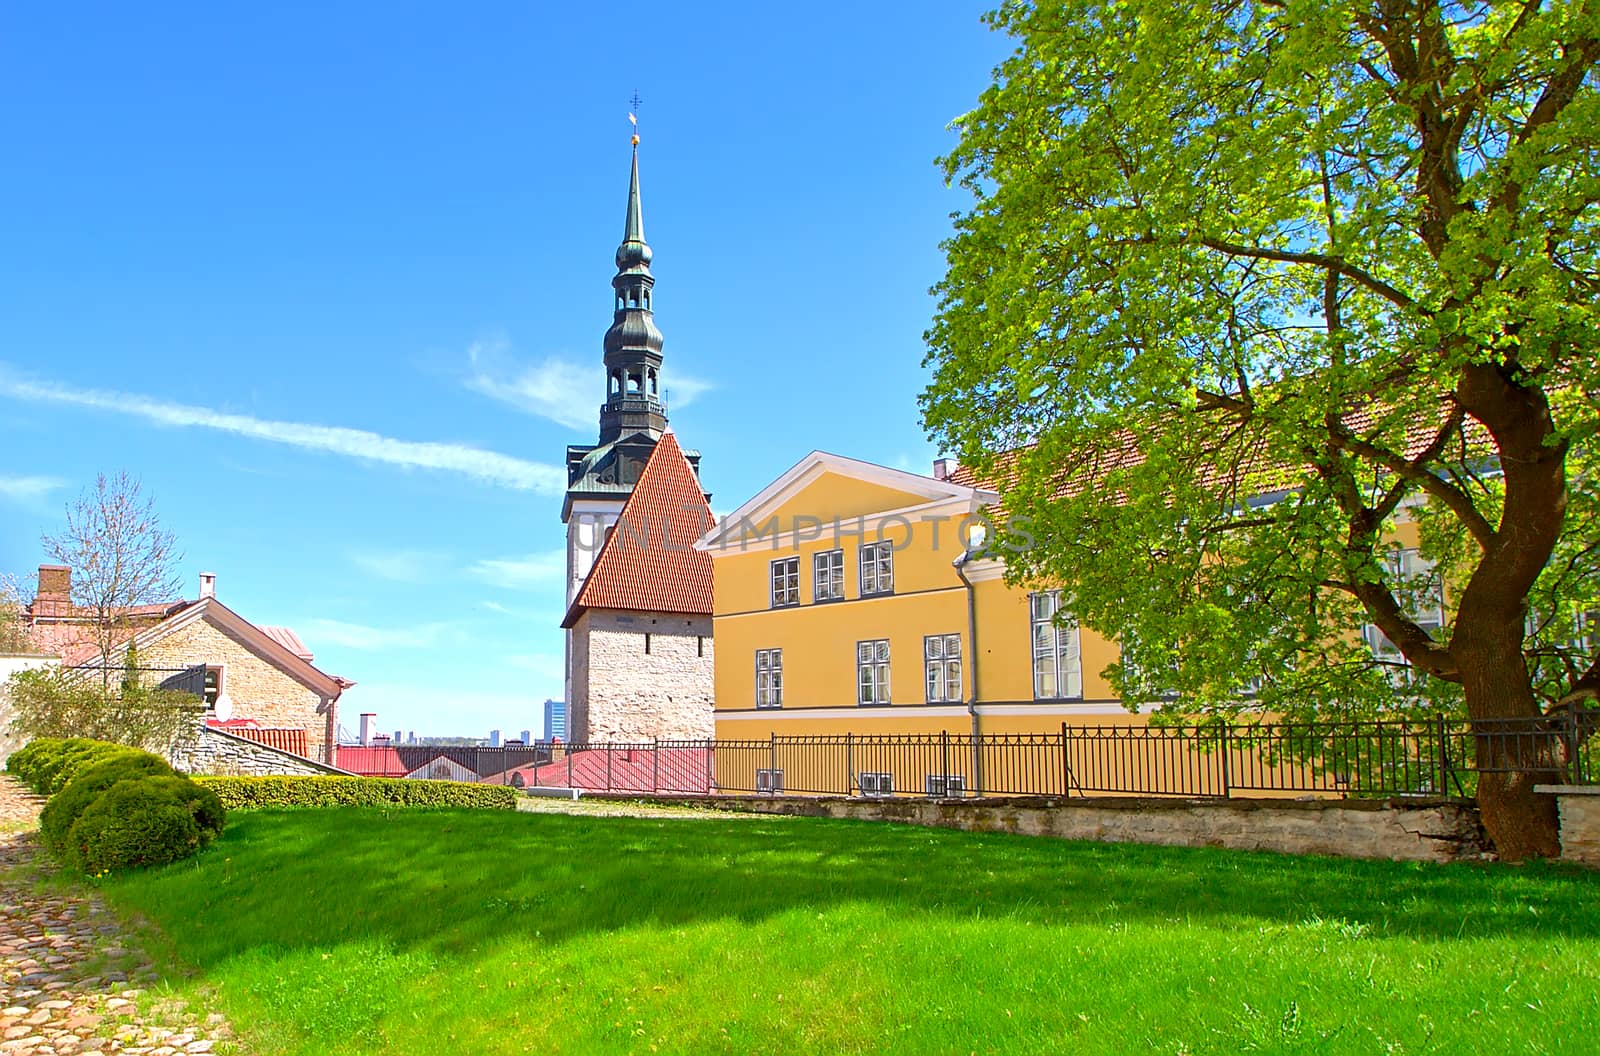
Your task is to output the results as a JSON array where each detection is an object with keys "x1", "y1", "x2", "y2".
[{"x1": 924, "y1": 0, "x2": 1598, "y2": 859}]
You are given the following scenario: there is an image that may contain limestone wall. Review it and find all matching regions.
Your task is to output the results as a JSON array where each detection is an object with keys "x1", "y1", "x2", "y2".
[
  {"x1": 1539, "y1": 787, "x2": 1600, "y2": 868},
  {"x1": 605, "y1": 792, "x2": 1489, "y2": 864},
  {"x1": 571, "y1": 610, "x2": 713, "y2": 742},
  {"x1": 137, "y1": 617, "x2": 336, "y2": 763},
  {"x1": 172, "y1": 726, "x2": 343, "y2": 776}
]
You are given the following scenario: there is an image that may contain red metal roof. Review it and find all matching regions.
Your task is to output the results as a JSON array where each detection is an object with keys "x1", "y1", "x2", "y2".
[
  {"x1": 487, "y1": 746, "x2": 711, "y2": 794},
  {"x1": 335, "y1": 745, "x2": 407, "y2": 776},
  {"x1": 563, "y1": 430, "x2": 714, "y2": 627}
]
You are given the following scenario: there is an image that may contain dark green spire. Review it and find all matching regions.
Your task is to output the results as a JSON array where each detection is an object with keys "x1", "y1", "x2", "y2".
[{"x1": 599, "y1": 140, "x2": 666, "y2": 444}]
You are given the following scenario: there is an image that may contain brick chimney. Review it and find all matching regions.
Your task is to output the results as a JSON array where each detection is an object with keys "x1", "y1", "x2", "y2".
[{"x1": 33, "y1": 565, "x2": 71, "y2": 618}]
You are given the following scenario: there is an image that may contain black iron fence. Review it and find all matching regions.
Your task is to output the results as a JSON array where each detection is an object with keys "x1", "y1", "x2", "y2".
[{"x1": 498, "y1": 712, "x2": 1595, "y2": 800}]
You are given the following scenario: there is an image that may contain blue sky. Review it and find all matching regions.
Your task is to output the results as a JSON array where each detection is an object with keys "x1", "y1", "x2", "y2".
[{"x1": 0, "y1": 2, "x2": 1011, "y2": 738}]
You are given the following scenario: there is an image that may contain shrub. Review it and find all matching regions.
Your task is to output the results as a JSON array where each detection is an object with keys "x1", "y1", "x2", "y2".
[
  {"x1": 68, "y1": 776, "x2": 223, "y2": 874},
  {"x1": 41, "y1": 750, "x2": 177, "y2": 856},
  {"x1": 194, "y1": 775, "x2": 519, "y2": 811},
  {"x1": 7, "y1": 737, "x2": 142, "y2": 796}
]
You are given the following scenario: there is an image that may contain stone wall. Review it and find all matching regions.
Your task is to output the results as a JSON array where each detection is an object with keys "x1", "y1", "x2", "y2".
[
  {"x1": 604, "y1": 792, "x2": 1489, "y2": 864},
  {"x1": 571, "y1": 610, "x2": 713, "y2": 742},
  {"x1": 1538, "y1": 786, "x2": 1600, "y2": 868},
  {"x1": 172, "y1": 725, "x2": 343, "y2": 776},
  {"x1": 137, "y1": 617, "x2": 335, "y2": 763}
]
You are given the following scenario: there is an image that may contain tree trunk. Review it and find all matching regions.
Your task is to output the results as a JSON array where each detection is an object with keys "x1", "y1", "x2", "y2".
[{"x1": 1455, "y1": 620, "x2": 1562, "y2": 862}]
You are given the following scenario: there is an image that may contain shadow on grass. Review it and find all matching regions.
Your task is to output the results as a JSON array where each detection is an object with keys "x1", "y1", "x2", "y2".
[{"x1": 107, "y1": 806, "x2": 1599, "y2": 970}]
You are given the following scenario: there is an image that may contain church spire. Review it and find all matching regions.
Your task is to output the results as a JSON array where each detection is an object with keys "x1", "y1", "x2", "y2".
[{"x1": 599, "y1": 119, "x2": 667, "y2": 445}]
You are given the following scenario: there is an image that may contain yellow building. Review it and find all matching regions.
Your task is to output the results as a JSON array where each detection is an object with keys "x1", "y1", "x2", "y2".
[
  {"x1": 693, "y1": 451, "x2": 1143, "y2": 740},
  {"x1": 693, "y1": 451, "x2": 1447, "y2": 798}
]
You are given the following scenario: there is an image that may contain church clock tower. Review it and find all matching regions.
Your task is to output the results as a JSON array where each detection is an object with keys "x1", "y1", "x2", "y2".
[{"x1": 561, "y1": 132, "x2": 703, "y2": 710}]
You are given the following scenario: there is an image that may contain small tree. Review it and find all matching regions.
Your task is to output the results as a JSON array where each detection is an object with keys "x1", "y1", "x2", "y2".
[
  {"x1": 0, "y1": 573, "x2": 32, "y2": 655},
  {"x1": 43, "y1": 471, "x2": 182, "y2": 681},
  {"x1": 6, "y1": 656, "x2": 201, "y2": 754}
]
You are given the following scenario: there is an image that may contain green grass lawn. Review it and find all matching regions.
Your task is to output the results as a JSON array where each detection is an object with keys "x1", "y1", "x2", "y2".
[{"x1": 99, "y1": 807, "x2": 1598, "y2": 1055}]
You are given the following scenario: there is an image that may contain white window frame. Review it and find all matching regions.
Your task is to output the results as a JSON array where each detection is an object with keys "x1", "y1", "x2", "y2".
[
  {"x1": 926, "y1": 773, "x2": 966, "y2": 798},
  {"x1": 756, "y1": 768, "x2": 784, "y2": 794},
  {"x1": 859, "y1": 771, "x2": 894, "y2": 797},
  {"x1": 859, "y1": 541, "x2": 894, "y2": 596},
  {"x1": 203, "y1": 665, "x2": 225, "y2": 710},
  {"x1": 924, "y1": 633, "x2": 963, "y2": 703},
  {"x1": 1030, "y1": 591, "x2": 1082, "y2": 700},
  {"x1": 857, "y1": 639, "x2": 891, "y2": 706},
  {"x1": 814, "y1": 548, "x2": 845, "y2": 602},
  {"x1": 770, "y1": 557, "x2": 799, "y2": 608},
  {"x1": 755, "y1": 649, "x2": 783, "y2": 709}
]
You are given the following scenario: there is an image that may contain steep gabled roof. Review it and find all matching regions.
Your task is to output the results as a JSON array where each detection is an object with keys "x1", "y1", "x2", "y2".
[{"x1": 563, "y1": 429, "x2": 714, "y2": 628}]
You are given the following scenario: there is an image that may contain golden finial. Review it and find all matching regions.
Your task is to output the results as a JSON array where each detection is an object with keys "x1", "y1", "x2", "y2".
[{"x1": 629, "y1": 90, "x2": 641, "y2": 146}]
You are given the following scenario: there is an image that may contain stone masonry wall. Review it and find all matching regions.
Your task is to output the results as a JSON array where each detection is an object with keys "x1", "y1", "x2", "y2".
[
  {"x1": 1548, "y1": 789, "x2": 1600, "y2": 868},
  {"x1": 137, "y1": 617, "x2": 334, "y2": 763},
  {"x1": 572, "y1": 610, "x2": 713, "y2": 742},
  {"x1": 612, "y1": 792, "x2": 1489, "y2": 864},
  {"x1": 172, "y1": 725, "x2": 342, "y2": 776}
]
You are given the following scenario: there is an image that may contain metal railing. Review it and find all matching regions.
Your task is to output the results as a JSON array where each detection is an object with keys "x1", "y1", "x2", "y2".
[{"x1": 335, "y1": 712, "x2": 1596, "y2": 800}]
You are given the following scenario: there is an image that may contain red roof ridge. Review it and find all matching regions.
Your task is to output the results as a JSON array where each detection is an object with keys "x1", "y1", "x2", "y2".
[{"x1": 563, "y1": 431, "x2": 714, "y2": 628}]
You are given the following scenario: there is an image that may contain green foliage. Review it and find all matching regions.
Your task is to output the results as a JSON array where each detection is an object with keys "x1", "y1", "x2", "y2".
[
  {"x1": 40, "y1": 750, "x2": 176, "y2": 856},
  {"x1": 924, "y1": 0, "x2": 1599, "y2": 721},
  {"x1": 5, "y1": 664, "x2": 201, "y2": 753},
  {"x1": 5, "y1": 736, "x2": 153, "y2": 796},
  {"x1": 194, "y1": 775, "x2": 519, "y2": 811},
  {"x1": 96, "y1": 808, "x2": 1600, "y2": 1056},
  {"x1": 68, "y1": 775, "x2": 223, "y2": 875}
]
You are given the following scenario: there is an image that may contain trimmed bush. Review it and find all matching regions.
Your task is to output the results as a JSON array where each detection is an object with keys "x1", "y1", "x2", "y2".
[
  {"x1": 194, "y1": 775, "x2": 518, "y2": 811},
  {"x1": 7, "y1": 737, "x2": 143, "y2": 796},
  {"x1": 41, "y1": 751, "x2": 177, "y2": 856},
  {"x1": 68, "y1": 776, "x2": 223, "y2": 874}
]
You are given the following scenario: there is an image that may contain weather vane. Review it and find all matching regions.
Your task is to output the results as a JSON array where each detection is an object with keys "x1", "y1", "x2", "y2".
[{"x1": 628, "y1": 91, "x2": 641, "y2": 146}]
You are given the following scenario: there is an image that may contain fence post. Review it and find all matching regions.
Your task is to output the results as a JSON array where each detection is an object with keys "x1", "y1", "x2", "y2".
[
  {"x1": 606, "y1": 743, "x2": 613, "y2": 792},
  {"x1": 770, "y1": 732, "x2": 777, "y2": 794},
  {"x1": 1220, "y1": 724, "x2": 1232, "y2": 798},
  {"x1": 705, "y1": 738, "x2": 713, "y2": 795},
  {"x1": 652, "y1": 737, "x2": 660, "y2": 794},
  {"x1": 567, "y1": 746, "x2": 573, "y2": 789},
  {"x1": 940, "y1": 729, "x2": 950, "y2": 794},
  {"x1": 1436, "y1": 713, "x2": 1449, "y2": 795},
  {"x1": 1564, "y1": 707, "x2": 1582, "y2": 785},
  {"x1": 1060, "y1": 722, "x2": 1070, "y2": 798},
  {"x1": 846, "y1": 732, "x2": 854, "y2": 795}
]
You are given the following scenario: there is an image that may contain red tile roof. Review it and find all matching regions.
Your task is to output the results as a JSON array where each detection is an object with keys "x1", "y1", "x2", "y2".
[
  {"x1": 563, "y1": 430, "x2": 714, "y2": 628},
  {"x1": 207, "y1": 720, "x2": 309, "y2": 758}
]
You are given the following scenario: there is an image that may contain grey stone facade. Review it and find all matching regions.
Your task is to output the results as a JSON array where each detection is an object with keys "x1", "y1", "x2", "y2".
[
  {"x1": 171, "y1": 725, "x2": 345, "y2": 777},
  {"x1": 569, "y1": 609, "x2": 713, "y2": 743}
]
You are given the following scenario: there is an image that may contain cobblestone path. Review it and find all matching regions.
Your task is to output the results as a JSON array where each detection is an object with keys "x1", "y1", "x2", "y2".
[{"x1": 0, "y1": 776, "x2": 237, "y2": 1055}]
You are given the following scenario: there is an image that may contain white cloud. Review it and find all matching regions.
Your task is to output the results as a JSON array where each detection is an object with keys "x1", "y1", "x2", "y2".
[
  {"x1": 469, "y1": 550, "x2": 567, "y2": 590},
  {"x1": 0, "y1": 367, "x2": 566, "y2": 494},
  {"x1": 298, "y1": 618, "x2": 464, "y2": 651},
  {"x1": 348, "y1": 548, "x2": 446, "y2": 584},
  {"x1": 0, "y1": 475, "x2": 66, "y2": 507},
  {"x1": 464, "y1": 337, "x2": 713, "y2": 427},
  {"x1": 465, "y1": 338, "x2": 597, "y2": 430}
]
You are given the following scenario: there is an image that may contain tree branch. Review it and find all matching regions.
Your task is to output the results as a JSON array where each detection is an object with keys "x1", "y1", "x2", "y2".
[{"x1": 1196, "y1": 238, "x2": 1418, "y2": 309}]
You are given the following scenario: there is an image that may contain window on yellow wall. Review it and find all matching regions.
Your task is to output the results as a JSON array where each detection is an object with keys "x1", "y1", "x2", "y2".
[
  {"x1": 770, "y1": 557, "x2": 799, "y2": 608},
  {"x1": 860, "y1": 542, "x2": 894, "y2": 596},
  {"x1": 755, "y1": 649, "x2": 783, "y2": 708},
  {"x1": 857, "y1": 639, "x2": 891, "y2": 705},
  {"x1": 1030, "y1": 591, "x2": 1082, "y2": 700},
  {"x1": 203, "y1": 666, "x2": 224, "y2": 710},
  {"x1": 814, "y1": 549, "x2": 845, "y2": 601},
  {"x1": 924, "y1": 634, "x2": 962, "y2": 703},
  {"x1": 1362, "y1": 547, "x2": 1444, "y2": 688}
]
